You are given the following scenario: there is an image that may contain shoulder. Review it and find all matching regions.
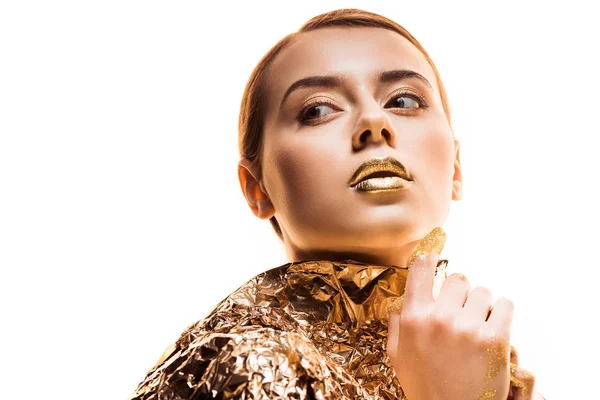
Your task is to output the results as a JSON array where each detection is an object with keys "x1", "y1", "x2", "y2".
[
  {"x1": 131, "y1": 262, "x2": 334, "y2": 399},
  {"x1": 130, "y1": 325, "x2": 332, "y2": 400}
]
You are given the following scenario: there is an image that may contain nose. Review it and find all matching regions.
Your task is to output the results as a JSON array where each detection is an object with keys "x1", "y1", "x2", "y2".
[{"x1": 351, "y1": 100, "x2": 397, "y2": 150}]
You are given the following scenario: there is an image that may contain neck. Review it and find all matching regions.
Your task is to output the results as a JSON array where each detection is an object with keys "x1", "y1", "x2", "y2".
[{"x1": 284, "y1": 239, "x2": 421, "y2": 269}]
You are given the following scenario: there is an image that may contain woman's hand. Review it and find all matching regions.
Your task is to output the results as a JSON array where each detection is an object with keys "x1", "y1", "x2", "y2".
[
  {"x1": 508, "y1": 347, "x2": 540, "y2": 400},
  {"x1": 387, "y1": 252, "x2": 515, "y2": 400}
]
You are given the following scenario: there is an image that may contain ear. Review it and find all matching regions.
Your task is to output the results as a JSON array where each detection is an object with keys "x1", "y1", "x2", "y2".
[
  {"x1": 238, "y1": 158, "x2": 276, "y2": 220},
  {"x1": 451, "y1": 139, "x2": 463, "y2": 201}
]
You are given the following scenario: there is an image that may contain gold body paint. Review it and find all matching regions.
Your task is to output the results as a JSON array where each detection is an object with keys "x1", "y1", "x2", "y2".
[{"x1": 386, "y1": 227, "x2": 446, "y2": 315}]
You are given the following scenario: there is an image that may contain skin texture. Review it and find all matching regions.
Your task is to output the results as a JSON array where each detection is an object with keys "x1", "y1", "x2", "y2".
[
  {"x1": 240, "y1": 27, "x2": 462, "y2": 268},
  {"x1": 238, "y1": 27, "x2": 542, "y2": 400},
  {"x1": 389, "y1": 252, "x2": 514, "y2": 399}
]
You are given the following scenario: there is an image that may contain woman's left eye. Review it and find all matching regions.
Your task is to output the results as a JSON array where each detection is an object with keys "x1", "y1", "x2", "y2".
[{"x1": 384, "y1": 92, "x2": 427, "y2": 109}]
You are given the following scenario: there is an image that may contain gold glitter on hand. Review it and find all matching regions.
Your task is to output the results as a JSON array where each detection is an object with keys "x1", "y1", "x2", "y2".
[
  {"x1": 510, "y1": 364, "x2": 530, "y2": 397},
  {"x1": 406, "y1": 227, "x2": 446, "y2": 268},
  {"x1": 485, "y1": 343, "x2": 507, "y2": 382},
  {"x1": 478, "y1": 389, "x2": 497, "y2": 400},
  {"x1": 485, "y1": 333, "x2": 507, "y2": 384},
  {"x1": 387, "y1": 295, "x2": 404, "y2": 315},
  {"x1": 480, "y1": 333, "x2": 508, "y2": 399}
]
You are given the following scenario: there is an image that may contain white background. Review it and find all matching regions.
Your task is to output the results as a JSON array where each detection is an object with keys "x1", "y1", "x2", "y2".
[{"x1": 1, "y1": 1, "x2": 597, "y2": 399}]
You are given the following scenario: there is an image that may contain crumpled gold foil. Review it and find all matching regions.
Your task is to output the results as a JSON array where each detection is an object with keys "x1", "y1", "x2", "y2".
[{"x1": 130, "y1": 259, "x2": 449, "y2": 399}]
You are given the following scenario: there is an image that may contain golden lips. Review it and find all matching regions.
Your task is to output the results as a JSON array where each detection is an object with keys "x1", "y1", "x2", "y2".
[{"x1": 348, "y1": 156, "x2": 413, "y2": 192}]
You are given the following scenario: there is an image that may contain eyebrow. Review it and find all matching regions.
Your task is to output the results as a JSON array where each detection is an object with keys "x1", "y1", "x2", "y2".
[{"x1": 280, "y1": 69, "x2": 434, "y2": 108}]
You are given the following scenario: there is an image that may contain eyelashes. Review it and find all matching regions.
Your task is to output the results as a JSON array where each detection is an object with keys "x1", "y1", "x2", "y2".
[
  {"x1": 296, "y1": 90, "x2": 429, "y2": 125},
  {"x1": 297, "y1": 98, "x2": 339, "y2": 124},
  {"x1": 385, "y1": 90, "x2": 429, "y2": 111}
]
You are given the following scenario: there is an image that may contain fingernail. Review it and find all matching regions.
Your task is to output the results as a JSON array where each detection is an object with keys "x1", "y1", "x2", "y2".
[
  {"x1": 407, "y1": 227, "x2": 447, "y2": 268},
  {"x1": 432, "y1": 261, "x2": 448, "y2": 299},
  {"x1": 434, "y1": 260, "x2": 448, "y2": 279}
]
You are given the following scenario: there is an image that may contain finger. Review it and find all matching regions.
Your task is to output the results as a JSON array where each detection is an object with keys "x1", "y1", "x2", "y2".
[
  {"x1": 461, "y1": 286, "x2": 493, "y2": 321},
  {"x1": 510, "y1": 345, "x2": 519, "y2": 366},
  {"x1": 432, "y1": 260, "x2": 448, "y2": 299},
  {"x1": 435, "y1": 272, "x2": 471, "y2": 310},
  {"x1": 403, "y1": 227, "x2": 446, "y2": 307},
  {"x1": 387, "y1": 295, "x2": 404, "y2": 316},
  {"x1": 386, "y1": 312, "x2": 400, "y2": 355},
  {"x1": 403, "y1": 253, "x2": 438, "y2": 307},
  {"x1": 486, "y1": 297, "x2": 515, "y2": 340},
  {"x1": 510, "y1": 365, "x2": 536, "y2": 400}
]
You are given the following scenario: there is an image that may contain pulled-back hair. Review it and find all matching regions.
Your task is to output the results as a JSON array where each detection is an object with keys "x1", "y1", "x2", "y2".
[{"x1": 238, "y1": 8, "x2": 452, "y2": 241}]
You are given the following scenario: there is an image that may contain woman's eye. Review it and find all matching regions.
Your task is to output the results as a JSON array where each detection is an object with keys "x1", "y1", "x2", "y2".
[
  {"x1": 385, "y1": 93, "x2": 425, "y2": 109},
  {"x1": 299, "y1": 101, "x2": 337, "y2": 122}
]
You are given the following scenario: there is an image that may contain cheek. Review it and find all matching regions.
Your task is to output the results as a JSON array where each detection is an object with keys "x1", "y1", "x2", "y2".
[
  {"x1": 262, "y1": 129, "x2": 353, "y2": 241},
  {"x1": 272, "y1": 147, "x2": 312, "y2": 194},
  {"x1": 263, "y1": 136, "x2": 335, "y2": 211},
  {"x1": 418, "y1": 121, "x2": 456, "y2": 193}
]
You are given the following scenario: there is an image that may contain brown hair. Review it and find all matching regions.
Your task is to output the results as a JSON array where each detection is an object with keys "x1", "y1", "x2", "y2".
[{"x1": 238, "y1": 8, "x2": 452, "y2": 241}]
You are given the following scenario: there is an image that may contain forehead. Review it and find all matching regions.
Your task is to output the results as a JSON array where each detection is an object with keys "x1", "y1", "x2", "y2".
[{"x1": 265, "y1": 27, "x2": 440, "y2": 107}]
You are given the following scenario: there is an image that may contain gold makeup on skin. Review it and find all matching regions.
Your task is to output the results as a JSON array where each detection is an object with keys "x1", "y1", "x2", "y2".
[
  {"x1": 481, "y1": 331, "x2": 518, "y2": 399},
  {"x1": 406, "y1": 227, "x2": 446, "y2": 269},
  {"x1": 387, "y1": 227, "x2": 446, "y2": 315},
  {"x1": 387, "y1": 295, "x2": 404, "y2": 314},
  {"x1": 478, "y1": 350, "x2": 505, "y2": 398},
  {"x1": 477, "y1": 389, "x2": 497, "y2": 400},
  {"x1": 483, "y1": 331, "x2": 506, "y2": 383},
  {"x1": 509, "y1": 363, "x2": 530, "y2": 397},
  {"x1": 348, "y1": 156, "x2": 414, "y2": 192}
]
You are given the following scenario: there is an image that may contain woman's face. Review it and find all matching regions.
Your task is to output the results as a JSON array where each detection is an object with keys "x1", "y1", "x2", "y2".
[{"x1": 251, "y1": 27, "x2": 462, "y2": 263}]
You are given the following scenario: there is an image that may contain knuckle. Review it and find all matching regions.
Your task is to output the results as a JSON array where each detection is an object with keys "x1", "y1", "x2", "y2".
[
  {"x1": 399, "y1": 308, "x2": 420, "y2": 326},
  {"x1": 519, "y1": 367, "x2": 536, "y2": 383},
  {"x1": 479, "y1": 326, "x2": 508, "y2": 343},
  {"x1": 471, "y1": 286, "x2": 492, "y2": 298},
  {"x1": 431, "y1": 309, "x2": 453, "y2": 329},
  {"x1": 497, "y1": 296, "x2": 515, "y2": 311},
  {"x1": 448, "y1": 272, "x2": 469, "y2": 284},
  {"x1": 452, "y1": 320, "x2": 477, "y2": 338}
]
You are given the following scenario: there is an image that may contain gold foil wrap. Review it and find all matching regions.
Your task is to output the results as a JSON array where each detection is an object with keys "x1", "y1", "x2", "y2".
[
  {"x1": 131, "y1": 258, "x2": 525, "y2": 399},
  {"x1": 130, "y1": 259, "x2": 448, "y2": 399}
]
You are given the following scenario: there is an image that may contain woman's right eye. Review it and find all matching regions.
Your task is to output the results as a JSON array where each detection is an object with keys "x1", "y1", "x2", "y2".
[{"x1": 298, "y1": 100, "x2": 338, "y2": 123}]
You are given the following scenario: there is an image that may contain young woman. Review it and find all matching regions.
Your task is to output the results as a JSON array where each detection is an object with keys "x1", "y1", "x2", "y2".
[{"x1": 131, "y1": 8, "x2": 544, "y2": 400}]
